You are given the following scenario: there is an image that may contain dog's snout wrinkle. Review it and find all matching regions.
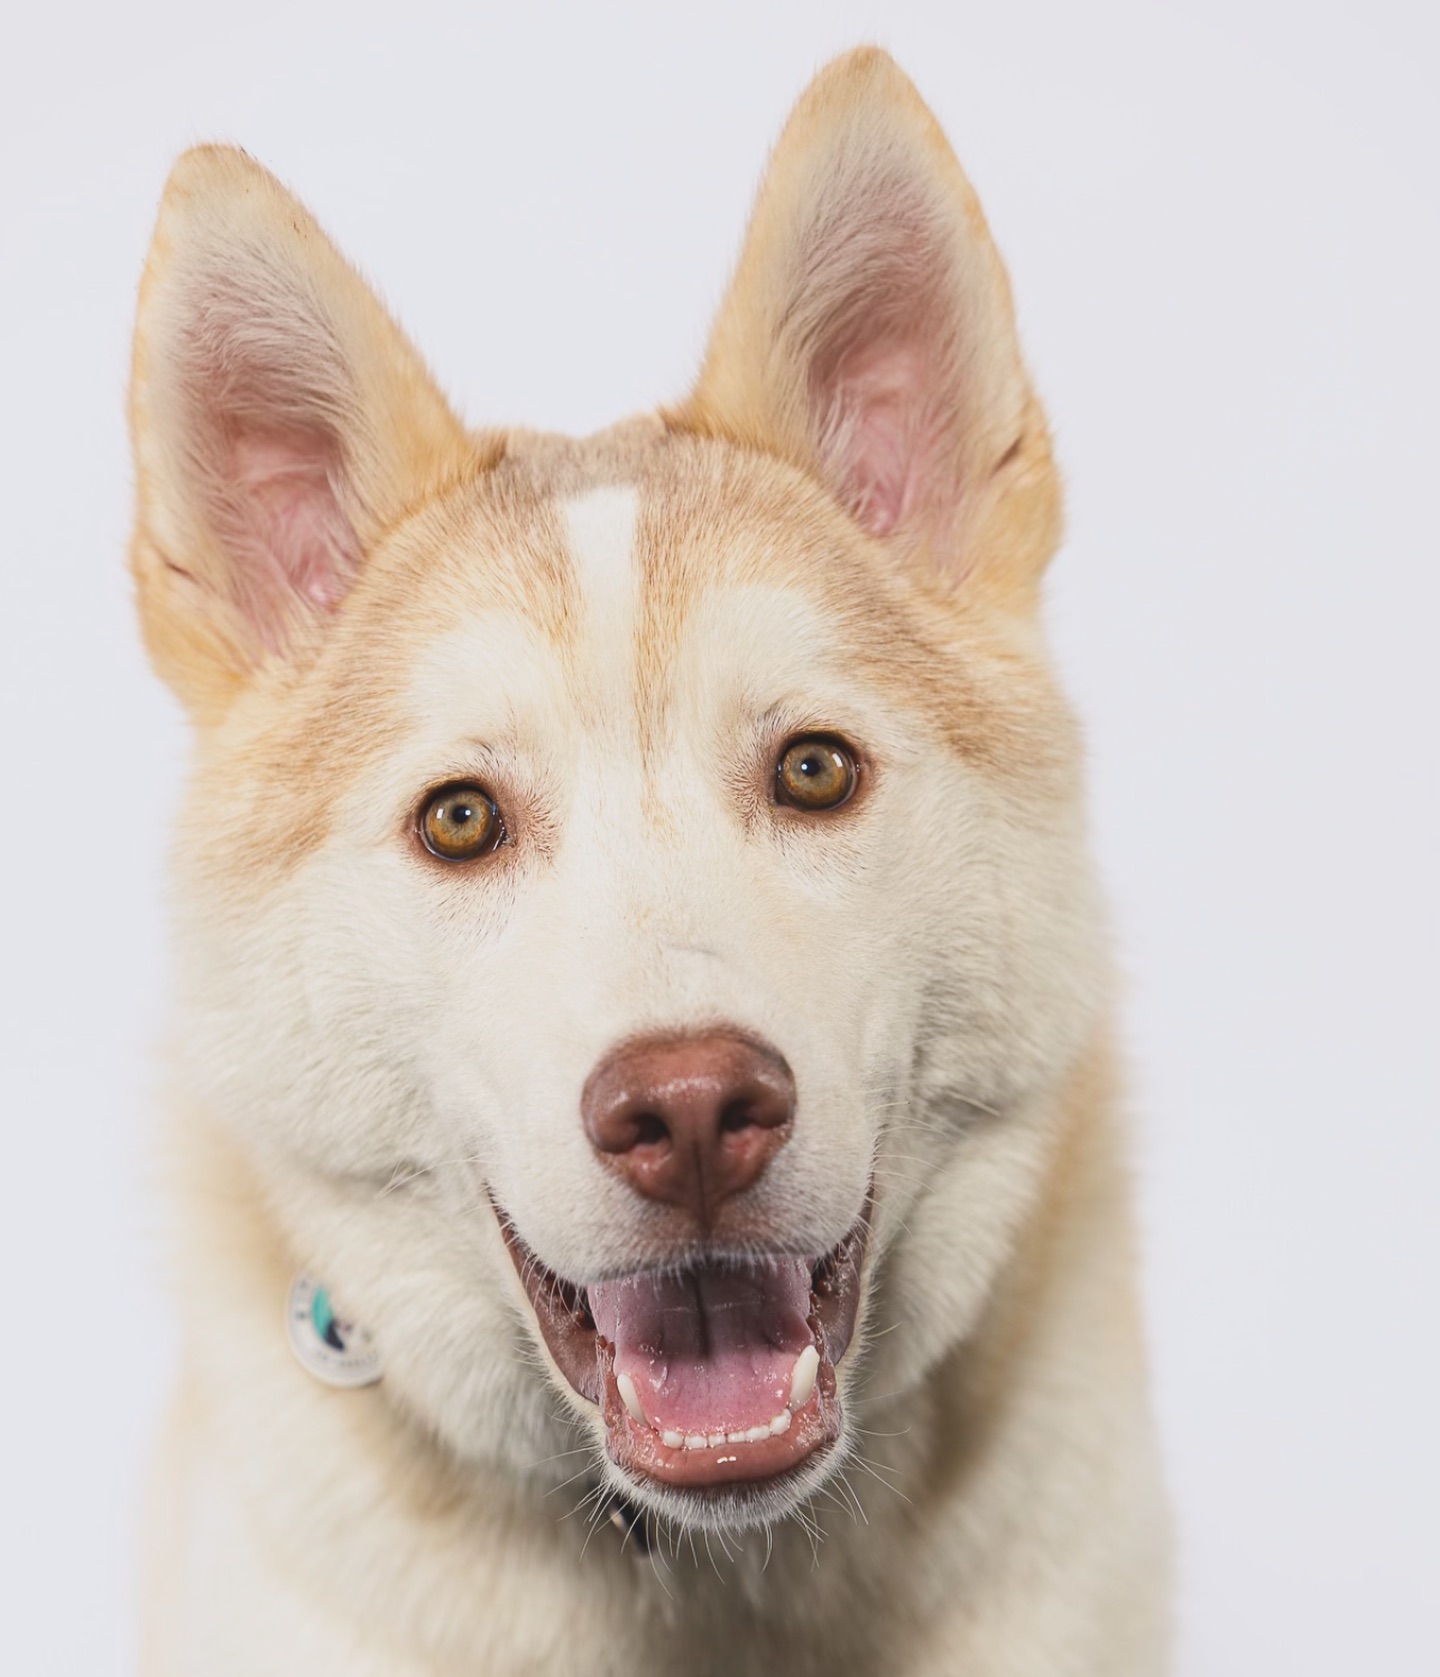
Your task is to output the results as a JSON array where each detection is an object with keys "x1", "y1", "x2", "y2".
[
  {"x1": 659, "y1": 940, "x2": 723, "y2": 961},
  {"x1": 581, "y1": 1031, "x2": 794, "y2": 1228}
]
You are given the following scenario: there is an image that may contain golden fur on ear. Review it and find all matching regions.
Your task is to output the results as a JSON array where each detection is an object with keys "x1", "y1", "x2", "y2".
[
  {"x1": 128, "y1": 145, "x2": 486, "y2": 721},
  {"x1": 674, "y1": 47, "x2": 1062, "y2": 612}
]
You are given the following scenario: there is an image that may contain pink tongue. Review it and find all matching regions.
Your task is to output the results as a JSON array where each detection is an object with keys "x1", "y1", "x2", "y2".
[{"x1": 588, "y1": 1260, "x2": 814, "y2": 1435}]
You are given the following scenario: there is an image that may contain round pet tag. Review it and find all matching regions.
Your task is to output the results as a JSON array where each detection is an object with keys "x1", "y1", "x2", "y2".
[{"x1": 286, "y1": 1274, "x2": 383, "y2": 1388}]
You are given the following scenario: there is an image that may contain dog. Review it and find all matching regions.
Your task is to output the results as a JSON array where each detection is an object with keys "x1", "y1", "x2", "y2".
[{"x1": 129, "y1": 46, "x2": 1169, "y2": 1675}]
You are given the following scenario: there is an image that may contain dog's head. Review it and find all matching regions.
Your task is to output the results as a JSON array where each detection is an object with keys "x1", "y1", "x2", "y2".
[{"x1": 130, "y1": 50, "x2": 1102, "y2": 1536}]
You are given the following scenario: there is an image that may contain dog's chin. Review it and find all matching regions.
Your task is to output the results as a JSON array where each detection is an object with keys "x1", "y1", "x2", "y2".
[{"x1": 497, "y1": 1208, "x2": 869, "y2": 1532}]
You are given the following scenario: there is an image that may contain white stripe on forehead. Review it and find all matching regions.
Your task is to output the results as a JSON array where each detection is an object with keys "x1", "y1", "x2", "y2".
[{"x1": 560, "y1": 485, "x2": 641, "y2": 729}]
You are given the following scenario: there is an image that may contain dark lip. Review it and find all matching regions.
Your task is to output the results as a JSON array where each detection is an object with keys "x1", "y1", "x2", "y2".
[{"x1": 496, "y1": 1203, "x2": 871, "y2": 1491}]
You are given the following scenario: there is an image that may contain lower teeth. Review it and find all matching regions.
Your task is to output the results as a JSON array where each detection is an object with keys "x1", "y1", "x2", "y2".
[
  {"x1": 616, "y1": 1345, "x2": 819, "y2": 1449},
  {"x1": 652, "y1": 1411, "x2": 792, "y2": 1451}
]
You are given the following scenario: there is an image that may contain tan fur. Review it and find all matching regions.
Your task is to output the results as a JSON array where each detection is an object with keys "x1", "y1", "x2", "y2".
[
  {"x1": 130, "y1": 145, "x2": 490, "y2": 722},
  {"x1": 674, "y1": 48, "x2": 1062, "y2": 616},
  {"x1": 132, "y1": 48, "x2": 1169, "y2": 1675}
]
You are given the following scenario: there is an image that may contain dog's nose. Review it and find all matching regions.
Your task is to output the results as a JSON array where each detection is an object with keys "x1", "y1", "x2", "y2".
[{"x1": 581, "y1": 1033, "x2": 795, "y2": 1226}]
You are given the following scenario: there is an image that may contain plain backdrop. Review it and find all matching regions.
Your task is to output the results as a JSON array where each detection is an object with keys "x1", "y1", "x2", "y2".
[{"x1": 2, "y1": 2, "x2": 1436, "y2": 1672}]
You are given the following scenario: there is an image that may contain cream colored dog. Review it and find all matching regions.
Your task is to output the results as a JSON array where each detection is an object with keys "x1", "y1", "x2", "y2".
[{"x1": 131, "y1": 47, "x2": 1169, "y2": 1676}]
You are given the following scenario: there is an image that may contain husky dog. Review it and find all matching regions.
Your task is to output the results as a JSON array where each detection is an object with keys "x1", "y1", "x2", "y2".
[{"x1": 130, "y1": 47, "x2": 1168, "y2": 1676}]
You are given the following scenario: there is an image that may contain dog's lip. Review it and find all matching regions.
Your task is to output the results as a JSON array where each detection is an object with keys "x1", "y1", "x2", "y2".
[{"x1": 496, "y1": 1205, "x2": 869, "y2": 1491}]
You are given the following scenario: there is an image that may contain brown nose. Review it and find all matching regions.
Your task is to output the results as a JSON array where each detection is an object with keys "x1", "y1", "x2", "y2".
[{"x1": 581, "y1": 1032, "x2": 795, "y2": 1227}]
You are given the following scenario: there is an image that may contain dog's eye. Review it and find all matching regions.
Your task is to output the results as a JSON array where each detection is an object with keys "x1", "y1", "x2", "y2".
[
  {"x1": 774, "y1": 737, "x2": 859, "y2": 811},
  {"x1": 419, "y1": 783, "x2": 504, "y2": 860}
]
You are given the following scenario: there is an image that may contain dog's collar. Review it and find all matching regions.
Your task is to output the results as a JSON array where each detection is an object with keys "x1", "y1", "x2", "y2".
[
  {"x1": 286, "y1": 1274, "x2": 383, "y2": 1388},
  {"x1": 601, "y1": 1489, "x2": 651, "y2": 1553},
  {"x1": 287, "y1": 1274, "x2": 649, "y2": 1553}
]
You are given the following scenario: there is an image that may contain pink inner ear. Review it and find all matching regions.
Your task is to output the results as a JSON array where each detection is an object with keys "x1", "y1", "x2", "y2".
[
  {"x1": 222, "y1": 430, "x2": 360, "y2": 646},
  {"x1": 816, "y1": 341, "x2": 938, "y2": 538}
]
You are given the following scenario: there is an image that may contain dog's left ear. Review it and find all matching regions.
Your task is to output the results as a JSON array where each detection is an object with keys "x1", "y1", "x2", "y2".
[{"x1": 676, "y1": 48, "x2": 1060, "y2": 609}]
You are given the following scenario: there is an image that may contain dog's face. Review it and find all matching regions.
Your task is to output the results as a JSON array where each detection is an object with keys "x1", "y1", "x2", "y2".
[{"x1": 131, "y1": 51, "x2": 1102, "y2": 1535}]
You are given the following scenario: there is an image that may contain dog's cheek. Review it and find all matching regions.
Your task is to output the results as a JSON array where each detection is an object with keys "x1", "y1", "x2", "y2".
[
  {"x1": 170, "y1": 841, "x2": 464, "y2": 1173},
  {"x1": 870, "y1": 1101, "x2": 1060, "y2": 1391},
  {"x1": 848, "y1": 753, "x2": 1109, "y2": 1387},
  {"x1": 277, "y1": 1159, "x2": 580, "y2": 1477},
  {"x1": 172, "y1": 839, "x2": 588, "y2": 1473},
  {"x1": 901, "y1": 747, "x2": 1105, "y2": 1088}
]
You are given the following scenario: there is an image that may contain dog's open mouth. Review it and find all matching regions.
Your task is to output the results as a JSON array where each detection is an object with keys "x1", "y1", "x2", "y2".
[{"x1": 501, "y1": 1219, "x2": 868, "y2": 1490}]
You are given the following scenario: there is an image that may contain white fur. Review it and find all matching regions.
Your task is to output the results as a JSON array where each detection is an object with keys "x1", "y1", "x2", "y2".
[
  {"x1": 134, "y1": 49, "x2": 1169, "y2": 1677},
  {"x1": 146, "y1": 520, "x2": 1161, "y2": 1670},
  {"x1": 562, "y1": 485, "x2": 642, "y2": 728}
]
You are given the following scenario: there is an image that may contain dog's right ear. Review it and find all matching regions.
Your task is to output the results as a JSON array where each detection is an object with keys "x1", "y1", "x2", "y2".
[{"x1": 128, "y1": 146, "x2": 481, "y2": 721}]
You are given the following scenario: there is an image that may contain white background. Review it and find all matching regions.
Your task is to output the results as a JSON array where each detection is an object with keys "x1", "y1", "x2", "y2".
[{"x1": 2, "y1": 2, "x2": 1436, "y2": 1671}]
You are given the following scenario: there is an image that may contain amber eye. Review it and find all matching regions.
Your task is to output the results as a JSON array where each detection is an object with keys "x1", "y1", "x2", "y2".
[
  {"x1": 419, "y1": 783, "x2": 503, "y2": 860},
  {"x1": 774, "y1": 737, "x2": 859, "y2": 811}
]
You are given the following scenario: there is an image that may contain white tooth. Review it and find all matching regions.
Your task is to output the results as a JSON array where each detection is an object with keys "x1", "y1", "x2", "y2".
[
  {"x1": 769, "y1": 1410, "x2": 791, "y2": 1436},
  {"x1": 685, "y1": 1434, "x2": 708, "y2": 1451},
  {"x1": 745, "y1": 1425, "x2": 771, "y2": 1444},
  {"x1": 662, "y1": 1430, "x2": 684, "y2": 1449},
  {"x1": 728, "y1": 1430, "x2": 748, "y2": 1444},
  {"x1": 708, "y1": 1432, "x2": 726, "y2": 1448},
  {"x1": 616, "y1": 1372, "x2": 646, "y2": 1425},
  {"x1": 789, "y1": 1344, "x2": 820, "y2": 1411}
]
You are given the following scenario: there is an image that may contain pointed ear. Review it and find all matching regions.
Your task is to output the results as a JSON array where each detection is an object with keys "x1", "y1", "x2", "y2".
[
  {"x1": 675, "y1": 49, "x2": 1061, "y2": 608},
  {"x1": 129, "y1": 146, "x2": 484, "y2": 719}
]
